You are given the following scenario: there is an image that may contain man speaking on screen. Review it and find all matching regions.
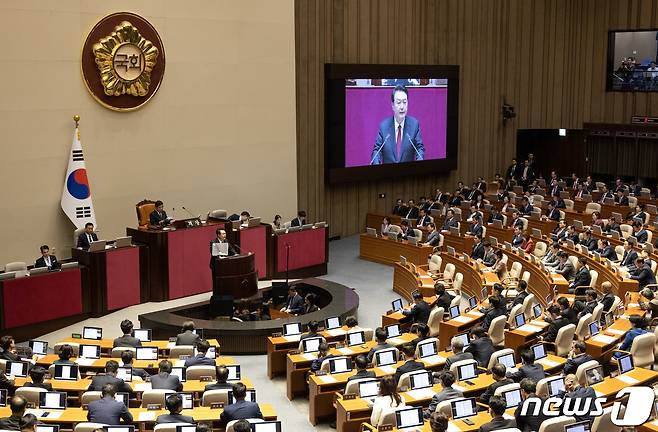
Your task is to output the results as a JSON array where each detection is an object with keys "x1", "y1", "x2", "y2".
[{"x1": 370, "y1": 85, "x2": 424, "y2": 165}]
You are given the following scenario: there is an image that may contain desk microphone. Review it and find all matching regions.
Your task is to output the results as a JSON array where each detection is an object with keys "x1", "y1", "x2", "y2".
[
  {"x1": 406, "y1": 132, "x2": 423, "y2": 160},
  {"x1": 369, "y1": 134, "x2": 391, "y2": 165},
  {"x1": 180, "y1": 206, "x2": 200, "y2": 218}
]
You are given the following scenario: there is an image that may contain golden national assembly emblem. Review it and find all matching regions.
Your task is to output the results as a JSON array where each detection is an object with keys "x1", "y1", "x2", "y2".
[{"x1": 81, "y1": 12, "x2": 165, "y2": 111}]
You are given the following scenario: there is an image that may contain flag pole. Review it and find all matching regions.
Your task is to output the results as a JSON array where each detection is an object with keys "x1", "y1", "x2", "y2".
[{"x1": 73, "y1": 114, "x2": 80, "y2": 128}]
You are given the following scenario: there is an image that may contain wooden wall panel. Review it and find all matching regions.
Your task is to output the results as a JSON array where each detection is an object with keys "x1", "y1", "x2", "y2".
[{"x1": 295, "y1": 0, "x2": 658, "y2": 238}]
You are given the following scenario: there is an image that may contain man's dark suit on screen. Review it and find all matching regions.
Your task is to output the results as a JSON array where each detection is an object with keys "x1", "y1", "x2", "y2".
[{"x1": 370, "y1": 116, "x2": 424, "y2": 165}]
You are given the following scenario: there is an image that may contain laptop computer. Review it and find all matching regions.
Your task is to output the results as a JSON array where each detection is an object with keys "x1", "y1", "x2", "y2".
[
  {"x1": 114, "y1": 392, "x2": 129, "y2": 407},
  {"x1": 452, "y1": 333, "x2": 470, "y2": 350},
  {"x1": 175, "y1": 426, "x2": 197, "y2": 432},
  {"x1": 496, "y1": 353, "x2": 516, "y2": 369},
  {"x1": 36, "y1": 426, "x2": 59, "y2": 432},
  {"x1": 170, "y1": 367, "x2": 186, "y2": 382},
  {"x1": 385, "y1": 324, "x2": 401, "y2": 339},
  {"x1": 88, "y1": 240, "x2": 107, "y2": 252},
  {"x1": 174, "y1": 392, "x2": 194, "y2": 409},
  {"x1": 366, "y1": 227, "x2": 377, "y2": 237},
  {"x1": 395, "y1": 407, "x2": 424, "y2": 429},
  {"x1": 104, "y1": 426, "x2": 135, "y2": 432},
  {"x1": 409, "y1": 371, "x2": 433, "y2": 389},
  {"x1": 501, "y1": 388, "x2": 523, "y2": 408},
  {"x1": 54, "y1": 364, "x2": 79, "y2": 381},
  {"x1": 29, "y1": 340, "x2": 48, "y2": 356},
  {"x1": 301, "y1": 337, "x2": 323, "y2": 353},
  {"x1": 135, "y1": 347, "x2": 158, "y2": 361},
  {"x1": 546, "y1": 376, "x2": 565, "y2": 397},
  {"x1": 418, "y1": 341, "x2": 437, "y2": 359},
  {"x1": 588, "y1": 321, "x2": 600, "y2": 337},
  {"x1": 83, "y1": 326, "x2": 103, "y2": 340},
  {"x1": 449, "y1": 305, "x2": 460, "y2": 319},
  {"x1": 282, "y1": 323, "x2": 302, "y2": 336},
  {"x1": 456, "y1": 362, "x2": 477, "y2": 381},
  {"x1": 39, "y1": 392, "x2": 67, "y2": 410},
  {"x1": 228, "y1": 389, "x2": 256, "y2": 404},
  {"x1": 79, "y1": 344, "x2": 101, "y2": 360},
  {"x1": 451, "y1": 398, "x2": 477, "y2": 420},
  {"x1": 530, "y1": 343, "x2": 547, "y2": 360},
  {"x1": 328, "y1": 357, "x2": 352, "y2": 374},
  {"x1": 374, "y1": 349, "x2": 398, "y2": 367},
  {"x1": 618, "y1": 354, "x2": 634, "y2": 375},
  {"x1": 248, "y1": 217, "x2": 261, "y2": 227},
  {"x1": 6, "y1": 361, "x2": 28, "y2": 378},
  {"x1": 585, "y1": 365, "x2": 605, "y2": 386},
  {"x1": 346, "y1": 331, "x2": 365, "y2": 347},
  {"x1": 564, "y1": 420, "x2": 591, "y2": 432},
  {"x1": 325, "y1": 316, "x2": 341, "y2": 330},
  {"x1": 357, "y1": 379, "x2": 380, "y2": 400},
  {"x1": 251, "y1": 422, "x2": 282, "y2": 432},
  {"x1": 226, "y1": 364, "x2": 241, "y2": 381},
  {"x1": 391, "y1": 298, "x2": 404, "y2": 312},
  {"x1": 114, "y1": 236, "x2": 132, "y2": 248},
  {"x1": 514, "y1": 313, "x2": 526, "y2": 328},
  {"x1": 133, "y1": 329, "x2": 152, "y2": 342},
  {"x1": 116, "y1": 367, "x2": 132, "y2": 382}
]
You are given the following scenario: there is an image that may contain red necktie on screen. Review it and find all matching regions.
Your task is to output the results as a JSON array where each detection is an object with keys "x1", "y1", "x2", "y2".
[{"x1": 396, "y1": 125, "x2": 402, "y2": 160}]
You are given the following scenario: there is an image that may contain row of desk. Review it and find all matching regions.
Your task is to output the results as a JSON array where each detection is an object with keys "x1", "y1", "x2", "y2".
[{"x1": 0, "y1": 223, "x2": 328, "y2": 341}]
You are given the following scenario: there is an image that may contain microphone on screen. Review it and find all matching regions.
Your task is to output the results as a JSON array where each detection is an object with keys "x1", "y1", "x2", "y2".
[
  {"x1": 369, "y1": 134, "x2": 391, "y2": 165},
  {"x1": 406, "y1": 132, "x2": 423, "y2": 160}
]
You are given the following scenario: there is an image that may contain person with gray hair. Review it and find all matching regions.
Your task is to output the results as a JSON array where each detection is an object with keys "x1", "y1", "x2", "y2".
[
  {"x1": 640, "y1": 288, "x2": 658, "y2": 317},
  {"x1": 444, "y1": 336, "x2": 474, "y2": 370}
]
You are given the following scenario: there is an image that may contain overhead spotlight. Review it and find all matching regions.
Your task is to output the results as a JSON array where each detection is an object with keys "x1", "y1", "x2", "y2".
[{"x1": 502, "y1": 104, "x2": 516, "y2": 121}]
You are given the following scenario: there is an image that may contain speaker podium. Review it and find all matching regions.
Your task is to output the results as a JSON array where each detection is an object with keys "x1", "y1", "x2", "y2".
[{"x1": 210, "y1": 253, "x2": 258, "y2": 316}]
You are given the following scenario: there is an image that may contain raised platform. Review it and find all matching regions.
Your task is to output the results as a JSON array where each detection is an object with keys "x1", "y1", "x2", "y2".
[{"x1": 138, "y1": 278, "x2": 359, "y2": 354}]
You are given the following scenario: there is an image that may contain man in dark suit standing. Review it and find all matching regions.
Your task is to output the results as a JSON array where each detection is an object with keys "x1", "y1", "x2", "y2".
[
  {"x1": 209, "y1": 228, "x2": 238, "y2": 280},
  {"x1": 87, "y1": 383, "x2": 133, "y2": 425},
  {"x1": 34, "y1": 245, "x2": 60, "y2": 270},
  {"x1": 184, "y1": 339, "x2": 216, "y2": 368},
  {"x1": 76, "y1": 222, "x2": 98, "y2": 250},
  {"x1": 176, "y1": 321, "x2": 201, "y2": 346},
  {"x1": 370, "y1": 85, "x2": 424, "y2": 165},
  {"x1": 149, "y1": 200, "x2": 169, "y2": 227},
  {"x1": 290, "y1": 210, "x2": 307, "y2": 227},
  {"x1": 87, "y1": 360, "x2": 132, "y2": 394},
  {"x1": 150, "y1": 360, "x2": 183, "y2": 391},
  {"x1": 219, "y1": 382, "x2": 263, "y2": 427},
  {"x1": 281, "y1": 286, "x2": 304, "y2": 314},
  {"x1": 401, "y1": 291, "x2": 430, "y2": 325},
  {"x1": 113, "y1": 319, "x2": 142, "y2": 348}
]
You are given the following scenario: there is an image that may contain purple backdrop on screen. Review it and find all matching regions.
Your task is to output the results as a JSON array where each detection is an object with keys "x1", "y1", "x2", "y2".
[{"x1": 345, "y1": 87, "x2": 448, "y2": 167}]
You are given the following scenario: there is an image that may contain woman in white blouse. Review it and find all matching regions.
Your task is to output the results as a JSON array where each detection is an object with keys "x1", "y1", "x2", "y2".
[
  {"x1": 370, "y1": 375, "x2": 405, "y2": 427},
  {"x1": 381, "y1": 217, "x2": 392, "y2": 235}
]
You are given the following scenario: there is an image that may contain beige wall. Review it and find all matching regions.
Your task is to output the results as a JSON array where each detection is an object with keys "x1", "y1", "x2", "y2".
[{"x1": 0, "y1": 0, "x2": 297, "y2": 266}]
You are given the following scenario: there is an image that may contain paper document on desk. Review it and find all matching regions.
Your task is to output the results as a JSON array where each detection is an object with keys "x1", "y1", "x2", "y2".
[
  {"x1": 301, "y1": 353, "x2": 317, "y2": 360},
  {"x1": 75, "y1": 358, "x2": 96, "y2": 366},
  {"x1": 616, "y1": 374, "x2": 639, "y2": 384},
  {"x1": 592, "y1": 334, "x2": 617, "y2": 344},
  {"x1": 25, "y1": 410, "x2": 44, "y2": 418},
  {"x1": 447, "y1": 422, "x2": 462, "y2": 432},
  {"x1": 606, "y1": 329, "x2": 626, "y2": 335},
  {"x1": 139, "y1": 412, "x2": 156, "y2": 421},
  {"x1": 387, "y1": 337, "x2": 407, "y2": 345},
  {"x1": 133, "y1": 382, "x2": 151, "y2": 392},
  {"x1": 538, "y1": 358, "x2": 560, "y2": 368},
  {"x1": 406, "y1": 388, "x2": 435, "y2": 400},
  {"x1": 42, "y1": 412, "x2": 62, "y2": 419},
  {"x1": 337, "y1": 347, "x2": 354, "y2": 355},
  {"x1": 468, "y1": 311, "x2": 483, "y2": 317},
  {"x1": 451, "y1": 315, "x2": 472, "y2": 324},
  {"x1": 452, "y1": 384, "x2": 466, "y2": 392},
  {"x1": 421, "y1": 355, "x2": 445, "y2": 365},
  {"x1": 326, "y1": 329, "x2": 346, "y2": 337},
  {"x1": 516, "y1": 324, "x2": 543, "y2": 333},
  {"x1": 318, "y1": 375, "x2": 337, "y2": 384},
  {"x1": 212, "y1": 242, "x2": 228, "y2": 257},
  {"x1": 379, "y1": 366, "x2": 396, "y2": 375},
  {"x1": 283, "y1": 335, "x2": 301, "y2": 342}
]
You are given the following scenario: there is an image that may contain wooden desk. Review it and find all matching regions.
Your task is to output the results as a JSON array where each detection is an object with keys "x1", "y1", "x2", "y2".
[
  {"x1": 0, "y1": 404, "x2": 276, "y2": 424},
  {"x1": 359, "y1": 234, "x2": 434, "y2": 266},
  {"x1": 335, "y1": 374, "x2": 494, "y2": 432},
  {"x1": 35, "y1": 354, "x2": 235, "y2": 371},
  {"x1": 592, "y1": 367, "x2": 658, "y2": 400},
  {"x1": 505, "y1": 319, "x2": 550, "y2": 352},
  {"x1": 285, "y1": 334, "x2": 416, "y2": 400},
  {"x1": 55, "y1": 338, "x2": 220, "y2": 356}
]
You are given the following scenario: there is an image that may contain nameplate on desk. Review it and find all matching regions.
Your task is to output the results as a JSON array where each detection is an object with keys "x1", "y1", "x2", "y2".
[
  {"x1": 200, "y1": 376, "x2": 213, "y2": 382},
  {"x1": 378, "y1": 425, "x2": 393, "y2": 431},
  {"x1": 289, "y1": 350, "x2": 300, "y2": 355},
  {"x1": 147, "y1": 404, "x2": 162, "y2": 410},
  {"x1": 211, "y1": 402, "x2": 225, "y2": 409},
  {"x1": 71, "y1": 333, "x2": 82, "y2": 339},
  {"x1": 315, "y1": 370, "x2": 327, "y2": 376},
  {"x1": 343, "y1": 393, "x2": 357, "y2": 400},
  {"x1": 271, "y1": 332, "x2": 282, "y2": 338}
]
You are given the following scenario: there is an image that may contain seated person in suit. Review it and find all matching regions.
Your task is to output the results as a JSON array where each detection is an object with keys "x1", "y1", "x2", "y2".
[
  {"x1": 113, "y1": 319, "x2": 142, "y2": 348},
  {"x1": 381, "y1": 216, "x2": 392, "y2": 235},
  {"x1": 433, "y1": 283, "x2": 454, "y2": 312},
  {"x1": 600, "y1": 282, "x2": 616, "y2": 313},
  {"x1": 410, "y1": 323, "x2": 430, "y2": 347},
  {"x1": 470, "y1": 235, "x2": 485, "y2": 261},
  {"x1": 205, "y1": 365, "x2": 233, "y2": 391},
  {"x1": 299, "y1": 320, "x2": 321, "y2": 342},
  {"x1": 0, "y1": 336, "x2": 22, "y2": 362},
  {"x1": 630, "y1": 257, "x2": 657, "y2": 289},
  {"x1": 346, "y1": 355, "x2": 376, "y2": 383},
  {"x1": 555, "y1": 252, "x2": 576, "y2": 281},
  {"x1": 580, "y1": 230, "x2": 597, "y2": 251},
  {"x1": 566, "y1": 225, "x2": 580, "y2": 244},
  {"x1": 428, "y1": 412, "x2": 449, "y2": 432},
  {"x1": 281, "y1": 286, "x2": 304, "y2": 315},
  {"x1": 479, "y1": 363, "x2": 512, "y2": 405},
  {"x1": 577, "y1": 289, "x2": 599, "y2": 319},
  {"x1": 176, "y1": 320, "x2": 201, "y2": 346},
  {"x1": 398, "y1": 220, "x2": 415, "y2": 240},
  {"x1": 569, "y1": 256, "x2": 591, "y2": 292},
  {"x1": 302, "y1": 293, "x2": 319, "y2": 314},
  {"x1": 464, "y1": 326, "x2": 495, "y2": 368},
  {"x1": 149, "y1": 200, "x2": 170, "y2": 227},
  {"x1": 620, "y1": 241, "x2": 638, "y2": 268},
  {"x1": 53, "y1": 344, "x2": 75, "y2": 366},
  {"x1": 552, "y1": 219, "x2": 568, "y2": 241},
  {"x1": 22, "y1": 367, "x2": 51, "y2": 391},
  {"x1": 558, "y1": 374, "x2": 597, "y2": 423},
  {"x1": 441, "y1": 209, "x2": 458, "y2": 232},
  {"x1": 639, "y1": 288, "x2": 658, "y2": 318},
  {"x1": 34, "y1": 245, "x2": 60, "y2": 270},
  {"x1": 556, "y1": 296, "x2": 578, "y2": 325},
  {"x1": 424, "y1": 223, "x2": 441, "y2": 247},
  {"x1": 310, "y1": 342, "x2": 336, "y2": 372},
  {"x1": 519, "y1": 197, "x2": 533, "y2": 216},
  {"x1": 150, "y1": 360, "x2": 183, "y2": 391},
  {"x1": 0, "y1": 395, "x2": 26, "y2": 431},
  {"x1": 510, "y1": 280, "x2": 529, "y2": 308},
  {"x1": 401, "y1": 291, "x2": 431, "y2": 325},
  {"x1": 480, "y1": 396, "x2": 516, "y2": 432},
  {"x1": 417, "y1": 209, "x2": 431, "y2": 227},
  {"x1": 632, "y1": 222, "x2": 648, "y2": 244},
  {"x1": 511, "y1": 226, "x2": 524, "y2": 247},
  {"x1": 481, "y1": 296, "x2": 506, "y2": 332},
  {"x1": 542, "y1": 242, "x2": 561, "y2": 268},
  {"x1": 604, "y1": 215, "x2": 621, "y2": 234},
  {"x1": 403, "y1": 200, "x2": 420, "y2": 220},
  {"x1": 507, "y1": 349, "x2": 545, "y2": 383},
  {"x1": 543, "y1": 201, "x2": 560, "y2": 221},
  {"x1": 424, "y1": 371, "x2": 463, "y2": 418},
  {"x1": 87, "y1": 383, "x2": 133, "y2": 425},
  {"x1": 18, "y1": 414, "x2": 37, "y2": 432},
  {"x1": 76, "y1": 222, "x2": 98, "y2": 250},
  {"x1": 394, "y1": 343, "x2": 425, "y2": 384},
  {"x1": 156, "y1": 393, "x2": 194, "y2": 424},
  {"x1": 184, "y1": 339, "x2": 216, "y2": 368},
  {"x1": 562, "y1": 341, "x2": 593, "y2": 375},
  {"x1": 87, "y1": 360, "x2": 132, "y2": 393},
  {"x1": 344, "y1": 315, "x2": 364, "y2": 333},
  {"x1": 444, "y1": 337, "x2": 474, "y2": 370},
  {"x1": 613, "y1": 315, "x2": 648, "y2": 359},
  {"x1": 219, "y1": 382, "x2": 263, "y2": 427},
  {"x1": 615, "y1": 190, "x2": 629, "y2": 206},
  {"x1": 514, "y1": 378, "x2": 547, "y2": 432},
  {"x1": 367, "y1": 328, "x2": 393, "y2": 364},
  {"x1": 290, "y1": 210, "x2": 307, "y2": 227},
  {"x1": 392, "y1": 199, "x2": 407, "y2": 216},
  {"x1": 598, "y1": 239, "x2": 618, "y2": 261},
  {"x1": 481, "y1": 241, "x2": 496, "y2": 266},
  {"x1": 120, "y1": 351, "x2": 149, "y2": 380}
]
